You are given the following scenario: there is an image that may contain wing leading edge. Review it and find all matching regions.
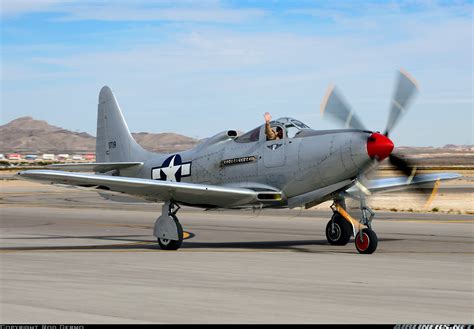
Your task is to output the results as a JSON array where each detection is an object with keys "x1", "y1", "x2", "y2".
[
  {"x1": 17, "y1": 170, "x2": 282, "y2": 208},
  {"x1": 347, "y1": 173, "x2": 461, "y2": 194}
]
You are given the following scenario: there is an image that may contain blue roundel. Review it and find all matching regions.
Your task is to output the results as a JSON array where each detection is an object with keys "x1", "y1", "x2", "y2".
[
  {"x1": 160, "y1": 154, "x2": 182, "y2": 181},
  {"x1": 152, "y1": 154, "x2": 192, "y2": 182}
]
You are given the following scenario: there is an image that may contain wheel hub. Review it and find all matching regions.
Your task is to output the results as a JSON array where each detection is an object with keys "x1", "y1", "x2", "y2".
[
  {"x1": 159, "y1": 238, "x2": 171, "y2": 246},
  {"x1": 356, "y1": 232, "x2": 370, "y2": 251},
  {"x1": 329, "y1": 223, "x2": 341, "y2": 241}
]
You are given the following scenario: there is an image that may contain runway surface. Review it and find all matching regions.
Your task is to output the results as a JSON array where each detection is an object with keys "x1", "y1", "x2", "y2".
[{"x1": 1, "y1": 184, "x2": 473, "y2": 323}]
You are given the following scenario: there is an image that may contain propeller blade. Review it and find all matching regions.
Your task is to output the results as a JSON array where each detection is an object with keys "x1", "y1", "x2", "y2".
[
  {"x1": 389, "y1": 153, "x2": 417, "y2": 179},
  {"x1": 388, "y1": 153, "x2": 440, "y2": 201},
  {"x1": 355, "y1": 180, "x2": 372, "y2": 197},
  {"x1": 350, "y1": 154, "x2": 442, "y2": 212},
  {"x1": 384, "y1": 69, "x2": 419, "y2": 135},
  {"x1": 320, "y1": 85, "x2": 367, "y2": 130},
  {"x1": 424, "y1": 179, "x2": 441, "y2": 209}
]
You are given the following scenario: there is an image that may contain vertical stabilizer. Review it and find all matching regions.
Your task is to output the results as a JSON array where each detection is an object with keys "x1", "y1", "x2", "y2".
[{"x1": 96, "y1": 86, "x2": 149, "y2": 162}]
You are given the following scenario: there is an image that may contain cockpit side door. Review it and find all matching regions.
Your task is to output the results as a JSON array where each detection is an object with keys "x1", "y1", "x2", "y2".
[
  {"x1": 222, "y1": 127, "x2": 260, "y2": 181},
  {"x1": 262, "y1": 124, "x2": 287, "y2": 168}
]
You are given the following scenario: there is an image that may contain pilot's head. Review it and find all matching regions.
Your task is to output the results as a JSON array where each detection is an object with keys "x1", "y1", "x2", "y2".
[{"x1": 276, "y1": 126, "x2": 283, "y2": 139}]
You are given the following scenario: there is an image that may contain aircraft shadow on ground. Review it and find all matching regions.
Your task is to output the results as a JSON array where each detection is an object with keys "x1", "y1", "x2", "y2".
[{"x1": 0, "y1": 233, "x2": 401, "y2": 252}]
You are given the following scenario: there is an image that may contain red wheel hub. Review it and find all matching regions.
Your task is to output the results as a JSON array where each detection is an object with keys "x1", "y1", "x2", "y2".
[{"x1": 356, "y1": 232, "x2": 370, "y2": 251}]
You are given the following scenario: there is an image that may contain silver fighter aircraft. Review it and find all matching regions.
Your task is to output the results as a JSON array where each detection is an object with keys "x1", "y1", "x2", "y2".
[{"x1": 18, "y1": 69, "x2": 460, "y2": 254}]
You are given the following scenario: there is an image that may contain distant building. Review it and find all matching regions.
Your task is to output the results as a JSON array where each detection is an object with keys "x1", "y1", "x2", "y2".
[
  {"x1": 42, "y1": 154, "x2": 55, "y2": 160},
  {"x1": 72, "y1": 154, "x2": 83, "y2": 161},
  {"x1": 25, "y1": 154, "x2": 38, "y2": 160},
  {"x1": 7, "y1": 153, "x2": 21, "y2": 160},
  {"x1": 58, "y1": 154, "x2": 70, "y2": 160},
  {"x1": 84, "y1": 154, "x2": 95, "y2": 161}
]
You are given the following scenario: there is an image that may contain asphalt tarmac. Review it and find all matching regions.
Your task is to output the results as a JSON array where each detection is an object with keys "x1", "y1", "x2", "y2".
[{"x1": 1, "y1": 185, "x2": 473, "y2": 323}]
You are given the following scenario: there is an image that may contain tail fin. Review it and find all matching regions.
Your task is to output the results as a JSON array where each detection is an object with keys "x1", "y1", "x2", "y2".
[{"x1": 96, "y1": 86, "x2": 149, "y2": 162}]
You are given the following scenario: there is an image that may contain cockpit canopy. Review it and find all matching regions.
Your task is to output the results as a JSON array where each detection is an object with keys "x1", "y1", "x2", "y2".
[
  {"x1": 273, "y1": 117, "x2": 310, "y2": 129},
  {"x1": 274, "y1": 117, "x2": 310, "y2": 138},
  {"x1": 235, "y1": 117, "x2": 311, "y2": 143}
]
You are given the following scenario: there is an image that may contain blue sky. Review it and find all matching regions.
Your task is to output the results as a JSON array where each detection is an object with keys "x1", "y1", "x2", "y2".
[{"x1": 1, "y1": 0, "x2": 472, "y2": 146}]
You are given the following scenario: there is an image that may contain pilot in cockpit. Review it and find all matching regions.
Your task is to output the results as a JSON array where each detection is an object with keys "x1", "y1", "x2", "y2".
[{"x1": 264, "y1": 112, "x2": 283, "y2": 140}]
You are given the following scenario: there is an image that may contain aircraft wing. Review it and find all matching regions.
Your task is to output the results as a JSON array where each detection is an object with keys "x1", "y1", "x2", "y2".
[
  {"x1": 17, "y1": 170, "x2": 282, "y2": 208},
  {"x1": 346, "y1": 173, "x2": 461, "y2": 194},
  {"x1": 46, "y1": 162, "x2": 143, "y2": 173}
]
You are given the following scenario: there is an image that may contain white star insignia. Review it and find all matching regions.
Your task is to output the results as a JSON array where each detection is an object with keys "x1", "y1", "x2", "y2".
[
  {"x1": 152, "y1": 155, "x2": 192, "y2": 182},
  {"x1": 160, "y1": 155, "x2": 181, "y2": 182}
]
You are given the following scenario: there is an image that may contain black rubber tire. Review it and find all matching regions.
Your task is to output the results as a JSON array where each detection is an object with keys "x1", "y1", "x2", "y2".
[
  {"x1": 355, "y1": 228, "x2": 378, "y2": 254},
  {"x1": 157, "y1": 215, "x2": 183, "y2": 250},
  {"x1": 325, "y1": 213, "x2": 352, "y2": 246}
]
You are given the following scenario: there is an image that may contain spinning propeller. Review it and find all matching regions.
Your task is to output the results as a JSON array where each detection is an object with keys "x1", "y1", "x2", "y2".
[
  {"x1": 321, "y1": 69, "x2": 437, "y2": 206},
  {"x1": 384, "y1": 69, "x2": 419, "y2": 136}
]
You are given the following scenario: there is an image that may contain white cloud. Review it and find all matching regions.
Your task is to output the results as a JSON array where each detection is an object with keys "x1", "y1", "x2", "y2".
[
  {"x1": 1, "y1": 0, "x2": 267, "y2": 23},
  {"x1": 58, "y1": 6, "x2": 266, "y2": 23},
  {"x1": 1, "y1": 0, "x2": 67, "y2": 17}
]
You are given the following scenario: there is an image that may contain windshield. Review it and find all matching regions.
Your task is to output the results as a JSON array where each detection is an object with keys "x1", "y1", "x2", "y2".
[
  {"x1": 234, "y1": 127, "x2": 260, "y2": 143},
  {"x1": 234, "y1": 118, "x2": 310, "y2": 142},
  {"x1": 272, "y1": 118, "x2": 310, "y2": 138}
]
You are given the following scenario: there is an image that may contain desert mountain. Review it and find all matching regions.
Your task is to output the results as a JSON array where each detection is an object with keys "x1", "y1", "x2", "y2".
[
  {"x1": 0, "y1": 117, "x2": 199, "y2": 154},
  {"x1": 0, "y1": 117, "x2": 95, "y2": 153},
  {"x1": 131, "y1": 132, "x2": 199, "y2": 153}
]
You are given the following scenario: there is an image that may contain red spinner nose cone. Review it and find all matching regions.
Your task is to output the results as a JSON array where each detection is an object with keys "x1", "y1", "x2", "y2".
[{"x1": 367, "y1": 132, "x2": 394, "y2": 161}]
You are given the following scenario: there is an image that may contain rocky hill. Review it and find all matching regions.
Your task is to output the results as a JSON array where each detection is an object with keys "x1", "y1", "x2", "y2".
[
  {"x1": 0, "y1": 117, "x2": 95, "y2": 153},
  {"x1": 442, "y1": 144, "x2": 474, "y2": 152},
  {"x1": 131, "y1": 132, "x2": 198, "y2": 153},
  {"x1": 0, "y1": 117, "x2": 199, "y2": 154}
]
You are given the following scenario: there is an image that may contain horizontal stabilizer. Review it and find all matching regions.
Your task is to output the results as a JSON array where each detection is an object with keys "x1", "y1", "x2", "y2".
[{"x1": 46, "y1": 162, "x2": 143, "y2": 173}]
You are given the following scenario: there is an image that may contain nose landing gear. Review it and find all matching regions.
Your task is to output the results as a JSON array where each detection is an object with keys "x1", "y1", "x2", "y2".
[
  {"x1": 327, "y1": 198, "x2": 378, "y2": 254},
  {"x1": 355, "y1": 228, "x2": 378, "y2": 254},
  {"x1": 355, "y1": 197, "x2": 378, "y2": 254}
]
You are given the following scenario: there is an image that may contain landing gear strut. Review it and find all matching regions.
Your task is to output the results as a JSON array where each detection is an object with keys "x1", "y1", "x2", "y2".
[
  {"x1": 355, "y1": 197, "x2": 377, "y2": 254},
  {"x1": 327, "y1": 197, "x2": 378, "y2": 254},
  {"x1": 154, "y1": 201, "x2": 184, "y2": 250}
]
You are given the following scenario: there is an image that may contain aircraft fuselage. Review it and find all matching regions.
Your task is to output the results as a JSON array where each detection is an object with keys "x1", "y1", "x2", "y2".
[{"x1": 123, "y1": 127, "x2": 374, "y2": 203}]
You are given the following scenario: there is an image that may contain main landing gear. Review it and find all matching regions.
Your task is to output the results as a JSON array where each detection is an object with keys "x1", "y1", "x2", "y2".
[
  {"x1": 325, "y1": 212, "x2": 352, "y2": 246},
  {"x1": 326, "y1": 198, "x2": 378, "y2": 254},
  {"x1": 154, "y1": 201, "x2": 184, "y2": 250}
]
